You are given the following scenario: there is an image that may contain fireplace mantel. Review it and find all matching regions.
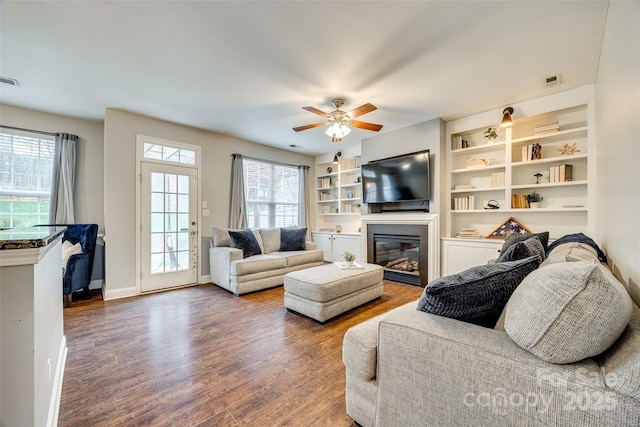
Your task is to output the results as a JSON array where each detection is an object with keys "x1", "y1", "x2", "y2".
[{"x1": 361, "y1": 213, "x2": 439, "y2": 283}]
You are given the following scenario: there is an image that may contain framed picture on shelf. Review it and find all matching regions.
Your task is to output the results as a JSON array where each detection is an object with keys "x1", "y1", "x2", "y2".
[{"x1": 485, "y1": 217, "x2": 532, "y2": 240}]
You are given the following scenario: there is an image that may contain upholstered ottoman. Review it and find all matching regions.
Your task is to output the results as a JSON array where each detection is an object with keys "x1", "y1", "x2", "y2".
[{"x1": 284, "y1": 263, "x2": 384, "y2": 322}]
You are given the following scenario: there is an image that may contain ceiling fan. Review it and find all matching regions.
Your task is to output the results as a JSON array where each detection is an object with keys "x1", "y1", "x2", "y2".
[{"x1": 293, "y1": 98, "x2": 383, "y2": 142}]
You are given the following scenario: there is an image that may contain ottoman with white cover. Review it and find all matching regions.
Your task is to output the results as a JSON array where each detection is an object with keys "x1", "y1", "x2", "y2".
[{"x1": 284, "y1": 263, "x2": 384, "y2": 322}]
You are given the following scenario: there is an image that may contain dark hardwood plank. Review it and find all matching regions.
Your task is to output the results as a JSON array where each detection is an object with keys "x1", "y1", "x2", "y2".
[{"x1": 59, "y1": 281, "x2": 422, "y2": 426}]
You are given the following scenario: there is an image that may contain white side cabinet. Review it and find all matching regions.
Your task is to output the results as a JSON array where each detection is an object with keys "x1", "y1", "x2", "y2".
[
  {"x1": 441, "y1": 238, "x2": 502, "y2": 276},
  {"x1": 312, "y1": 232, "x2": 362, "y2": 263}
]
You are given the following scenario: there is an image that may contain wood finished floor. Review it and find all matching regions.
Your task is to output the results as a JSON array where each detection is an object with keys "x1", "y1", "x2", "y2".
[{"x1": 59, "y1": 281, "x2": 423, "y2": 426}]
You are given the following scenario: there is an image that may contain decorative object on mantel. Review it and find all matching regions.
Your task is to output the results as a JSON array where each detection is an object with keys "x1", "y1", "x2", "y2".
[
  {"x1": 466, "y1": 157, "x2": 489, "y2": 168},
  {"x1": 483, "y1": 127, "x2": 498, "y2": 142},
  {"x1": 559, "y1": 143, "x2": 580, "y2": 156},
  {"x1": 500, "y1": 107, "x2": 514, "y2": 128},
  {"x1": 486, "y1": 217, "x2": 532, "y2": 240},
  {"x1": 335, "y1": 225, "x2": 342, "y2": 233},
  {"x1": 526, "y1": 191, "x2": 544, "y2": 209}
]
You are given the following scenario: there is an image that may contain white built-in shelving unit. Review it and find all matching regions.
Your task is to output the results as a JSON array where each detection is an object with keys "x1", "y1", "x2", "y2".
[{"x1": 316, "y1": 155, "x2": 362, "y2": 216}]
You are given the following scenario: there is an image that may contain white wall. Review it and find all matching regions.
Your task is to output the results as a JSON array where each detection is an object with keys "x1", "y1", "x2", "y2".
[
  {"x1": 0, "y1": 104, "x2": 104, "y2": 231},
  {"x1": 103, "y1": 109, "x2": 314, "y2": 299},
  {"x1": 595, "y1": 1, "x2": 640, "y2": 302},
  {"x1": 360, "y1": 117, "x2": 445, "y2": 215}
]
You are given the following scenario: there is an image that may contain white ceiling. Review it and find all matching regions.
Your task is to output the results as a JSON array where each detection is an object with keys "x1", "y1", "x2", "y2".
[{"x1": 0, "y1": 1, "x2": 608, "y2": 155}]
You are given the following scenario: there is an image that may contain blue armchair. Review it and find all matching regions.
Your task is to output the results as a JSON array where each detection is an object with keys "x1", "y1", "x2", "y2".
[{"x1": 61, "y1": 224, "x2": 98, "y2": 307}]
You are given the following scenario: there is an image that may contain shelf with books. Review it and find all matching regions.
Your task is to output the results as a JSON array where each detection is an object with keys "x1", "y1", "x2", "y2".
[
  {"x1": 316, "y1": 155, "x2": 362, "y2": 217},
  {"x1": 445, "y1": 88, "x2": 594, "y2": 242}
]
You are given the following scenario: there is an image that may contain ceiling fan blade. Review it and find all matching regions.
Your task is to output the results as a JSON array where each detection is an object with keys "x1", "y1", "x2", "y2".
[
  {"x1": 351, "y1": 120, "x2": 383, "y2": 132},
  {"x1": 293, "y1": 122, "x2": 325, "y2": 132},
  {"x1": 302, "y1": 106, "x2": 329, "y2": 117},
  {"x1": 348, "y1": 103, "x2": 377, "y2": 118}
]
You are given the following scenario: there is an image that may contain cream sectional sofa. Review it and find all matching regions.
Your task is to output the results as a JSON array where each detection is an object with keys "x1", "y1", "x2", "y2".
[
  {"x1": 342, "y1": 237, "x2": 640, "y2": 426},
  {"x1": 209, "y1": 227, "x2": 323, "y2": 296}
]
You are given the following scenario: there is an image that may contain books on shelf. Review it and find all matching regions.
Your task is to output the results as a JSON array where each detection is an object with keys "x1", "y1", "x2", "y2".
[
  {"x1": 490, "y1": 172, "x2": 505, "y2": 187},
  {"x1": 454, "y1": 184, "x2": 474, "y2": 190},
  {"x1": 343, "y1": 157, "x2": 360, "y2": 170},
  {"x1": 452, "y1": 135, "x2": 469, "y2": 150},
  {"x1": 521, "y1": 143, "x2": 542, "y2": 161},
  {"x1": 512, "y1": 194, "x2": 530, "y2": 209},
  {"x1": 534, "y1": 122, "x2": 559, "y2": 135},
  {"x1": 550, "y1": 164, "x2": 573, "y2": 183},
  {"x1": 318, "y1": 177, "x2": 333, "y2": 188},
  {"x1": 453, "y1": 195, "x2": 475, "y2": 211},
  {"x1": 456, "y1": 228, "x2": 482, "y2": 238}
]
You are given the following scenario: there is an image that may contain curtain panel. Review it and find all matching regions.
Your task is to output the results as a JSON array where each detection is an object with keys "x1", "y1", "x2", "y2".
[
  {"x1": 298, "y1": 165, "x2": 311, "y2": 240},
  {"x1": 229, "y1": 153, "x2": 248, "y2": 229},
  {"x1": 49, "y1": 133, "x2": 78, "y2": 224}
]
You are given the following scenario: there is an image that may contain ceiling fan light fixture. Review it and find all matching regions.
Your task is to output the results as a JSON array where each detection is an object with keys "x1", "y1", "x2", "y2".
[{"x1": 500, "y1": 107, "x2": 514, "y2": 128}]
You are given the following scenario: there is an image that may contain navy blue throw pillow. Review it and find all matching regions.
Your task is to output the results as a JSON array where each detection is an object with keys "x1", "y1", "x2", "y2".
[
  {"x1": 416, "y1": 256, "x2": 540, "y2": 327},
  {"x1": 229, "y1": 229, "x2": 262, "y2": 258},
  {"x1": 497, "y1": 236, "x2": 545, "y2": 264},
  {"x1": 501, "y1": 231, "x2": 550, "y2": 254},
  {"x1": 280, "y1": 227, "x2": 307, "y2": 251}
]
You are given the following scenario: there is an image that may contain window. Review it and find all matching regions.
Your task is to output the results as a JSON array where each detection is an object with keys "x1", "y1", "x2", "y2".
[
  {"x1": 0, "y1": 132, "x2": 55, "y2": 232},
  {"x1": 243, "y1": 159, "x2": 299, "y2": 229},
  {"x1": 143, "y1": 142, "x2": 195, "y2": 165}
]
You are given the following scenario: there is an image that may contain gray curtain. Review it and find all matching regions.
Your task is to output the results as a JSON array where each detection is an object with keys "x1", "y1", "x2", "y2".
[
  {"x1": 229, "y1": 153, "x2": 247, "y2": 229},
  {"x1": 298, "y1": 165, "x2": 311, "y2": 241},
  {"x1": 49, "y1": 133, "x2": 78, "y2": 224}
]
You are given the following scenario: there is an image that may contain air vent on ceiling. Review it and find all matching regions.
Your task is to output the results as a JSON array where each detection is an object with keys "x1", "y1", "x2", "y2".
[{"x1": 0, "y1": 76, "x2": 20, "y2": 86}]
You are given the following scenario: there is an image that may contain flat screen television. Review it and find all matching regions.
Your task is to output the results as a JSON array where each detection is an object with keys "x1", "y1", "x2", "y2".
[{"x1": 362, "y1": 150, "x2": 431, "y2": 204}]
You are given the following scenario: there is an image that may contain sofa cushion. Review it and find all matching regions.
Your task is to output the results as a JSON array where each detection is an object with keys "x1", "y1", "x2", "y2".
[
  {"x1": 541, "y1": 242, "x2": 600, "y2": 267},
  {"x1": 504, "y1": 260, "x2": 633, "y2": 364},
  {"x1": 275, "y1": 249, "x2": 324, "y2": 268},
  {"x1": 416, "y1": 256, "x2": 540, "y2": 327},
  {"x1": 229, "y1": 229, "x2": 262, "y2": 258},
  {"x1": 259, "y1": 228, "x2": 281, "y2": 253},
  {"x1": 601, "y1": 303, "x2": 640, "y2": 400},
  {"x1": 231, "y1": 254, "x2": 288, "y2": 276},
  {"x1": 496, "y1": 236, "x2": 545, "y2": 263},
  {"x1": 501, "y1": 231, "x2": 550, "y2": 254},
  {"x1": 280, "y1": 227, "x2": 307, "y2": 251}
]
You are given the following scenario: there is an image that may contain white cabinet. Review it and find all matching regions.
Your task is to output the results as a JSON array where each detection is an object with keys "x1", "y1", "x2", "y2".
[
  {"x1": 441, "y1": 238, "x2": 502, "y2": 275},
  {"x1": 311, "y1": 232, "x2": 362, "y2": 263}
]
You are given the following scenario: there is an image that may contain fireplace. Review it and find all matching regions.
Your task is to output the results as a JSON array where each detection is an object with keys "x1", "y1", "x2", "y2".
[
  {"x1": 367, "y1": 223, "x2": 428, "y2": 286},
  {"x1": 362, "y1": 213, "x2": 440, "y2": 287}
]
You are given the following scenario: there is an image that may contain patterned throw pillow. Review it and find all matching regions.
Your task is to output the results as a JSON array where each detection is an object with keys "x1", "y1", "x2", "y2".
[
  {"x1": 280, "y1": 227, "x2": 307, "y2": 251},
  {"x1": 416, "y1": 256, "x2": 540, "y2": 327},
  {"x1": 497, "y1": 236, "x2": 545, "y2": 263},
  {"x1": 228, "y1": 229, "x2": 262, "y2": 258}
]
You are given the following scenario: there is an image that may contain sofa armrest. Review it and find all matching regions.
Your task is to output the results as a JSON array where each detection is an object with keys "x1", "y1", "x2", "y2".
[
  {"x1": 209, "y1": 246, "x2": 243, "y2": 290},
  {"x1": 374, "y1": 309, "x2": 628, "y2": 426},
  {"x1": 305, "y1": 241, "x2": 317, "y2": 251}
]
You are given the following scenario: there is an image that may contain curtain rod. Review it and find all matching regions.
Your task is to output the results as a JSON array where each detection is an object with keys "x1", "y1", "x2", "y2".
[
  {"x1": 0, "y1": 124, "x2": 57, "y2": 136},
  {"x1": 232, "y1": 153, "x2": 309, "y2": 169}
]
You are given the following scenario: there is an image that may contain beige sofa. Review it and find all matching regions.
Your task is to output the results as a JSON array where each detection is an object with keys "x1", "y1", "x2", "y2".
[
  {"x1": 343, "y1": 241, "x2": 640, "y2": 426},
  {"x1": 209, "y1": 227, "x2": 323, "y2": 296}
]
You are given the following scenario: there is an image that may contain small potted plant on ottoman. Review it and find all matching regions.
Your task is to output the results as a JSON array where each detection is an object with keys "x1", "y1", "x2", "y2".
[{"x1": 343, "y1": 251, "x2": 356, "y2": 267}]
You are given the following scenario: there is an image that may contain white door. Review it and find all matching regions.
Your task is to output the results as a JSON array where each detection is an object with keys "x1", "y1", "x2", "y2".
[{"x1": 140, "y1": 162, "x2": 198, "y2": 292}]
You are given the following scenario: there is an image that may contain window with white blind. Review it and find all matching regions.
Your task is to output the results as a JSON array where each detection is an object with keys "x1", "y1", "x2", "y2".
[
  {"x1": 243, "y1": 159, "x2": 299, "y2": 229},
  {"x1": 0, "y1": 132, "x2": 55, "y2": 230}
]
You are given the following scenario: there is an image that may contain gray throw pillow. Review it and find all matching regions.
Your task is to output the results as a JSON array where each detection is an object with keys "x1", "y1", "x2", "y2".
[
  {"x1": 497, "y1": 236, "x2": 545, "y2": 264},
  {"x1": 501, "y1": 231, "x2": 549, "y2": 254},
  {"x1": 280, "y1": 227, "x2": 307, "y2": 251},
  {"x1": 228, "y1": 229, "x2": 262, "y2": 258},
  {"x1": 504, "y1": 260, "x2": 633, "y2": 364},
  {"x1": 416, "y1": 256, "x2": 540, "y2": 327}
]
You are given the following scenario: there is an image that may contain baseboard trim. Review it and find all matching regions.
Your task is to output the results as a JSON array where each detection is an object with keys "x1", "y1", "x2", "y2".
[
  {"x1": 199, "y1": 274, "x2": 211, "y2": 284},
  {"x1": 103, "y1": 285, "x2": 138, "y2": 301},
  {"x1": 47, "y1": 335, "x2": 67, "y2": 427}
]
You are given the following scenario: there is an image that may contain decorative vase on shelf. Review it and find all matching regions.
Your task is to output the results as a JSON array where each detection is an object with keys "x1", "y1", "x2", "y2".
[{"x1": 529, "y1": 202, "x2": 541, "y2": 209}]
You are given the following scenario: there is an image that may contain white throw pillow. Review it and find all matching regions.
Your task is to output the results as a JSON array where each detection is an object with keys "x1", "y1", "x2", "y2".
[{"x1": 61, "y1": 241, "x2": 83, "y2": 269}]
